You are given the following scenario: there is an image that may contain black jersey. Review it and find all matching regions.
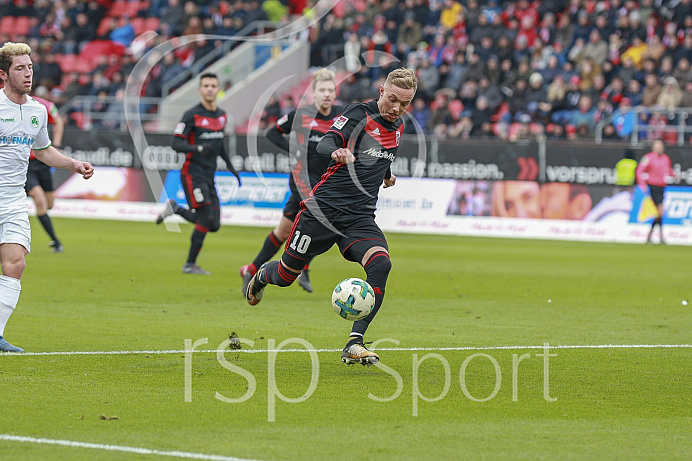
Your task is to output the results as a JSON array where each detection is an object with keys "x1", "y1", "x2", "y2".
[
  {"x1": 173, "y1": 103, "x2": 228, "y2": 178},
  {"x1": 310, "y1": 99, "x2": 404, "y2": 216},
  {"x1": 275, "y1": 105, "x2": 344, "y2": 196}
]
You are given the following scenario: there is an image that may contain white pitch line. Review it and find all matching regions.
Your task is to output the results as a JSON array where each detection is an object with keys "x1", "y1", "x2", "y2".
[
  {"x1": 0, "y1": 434, "x2": 263, "y2": 461},
  {"x1": 1, "y1": 344, "x2": 691, "y2": 357}
]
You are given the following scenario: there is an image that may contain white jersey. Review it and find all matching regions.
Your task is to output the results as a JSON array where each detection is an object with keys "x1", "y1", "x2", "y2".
[{"x1": 0, "y1": 89, "x2": 51, "y2": 190}]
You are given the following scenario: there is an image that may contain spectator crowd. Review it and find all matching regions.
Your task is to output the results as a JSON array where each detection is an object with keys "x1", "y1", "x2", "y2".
[
  {"x1": 1, "y1": 0, "x2": 691, "y2": 142},
  {"x1": 311, "y1": 0, "x2": 692, "y2": 142}
]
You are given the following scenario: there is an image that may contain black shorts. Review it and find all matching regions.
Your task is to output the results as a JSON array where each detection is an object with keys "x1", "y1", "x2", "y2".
[
  {"x1": 282, "y1": 193, "x2": 303, "y2": 221},
  {"x1": 24, "y1": 159, "x2": 54, "y2": 193},
  {"x1": 648, "y1": 185, "x2": 665, "y2": 205},
  {"x1": 282, "y1": 209, "x2": 388, "y2": 270},
  {"x1": 181, "y1": 172, "x2": 219, "y2": 209}
]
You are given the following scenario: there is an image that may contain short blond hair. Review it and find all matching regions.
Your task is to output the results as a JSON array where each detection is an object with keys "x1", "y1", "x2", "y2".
[
  {"x1": 312, "y1": 68, "x2": 336, "y2": 89},
  {"x1": 0, "y1": 42, "x2": 32, "y2": 75},
  {"x1": 385, "y1": 68, "x2": 417, "y2": 92}
]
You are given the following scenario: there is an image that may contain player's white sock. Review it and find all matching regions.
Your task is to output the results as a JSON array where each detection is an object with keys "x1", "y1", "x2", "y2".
[{"x1": 0, "y1": 275, "x2": 21, "y2": 336}]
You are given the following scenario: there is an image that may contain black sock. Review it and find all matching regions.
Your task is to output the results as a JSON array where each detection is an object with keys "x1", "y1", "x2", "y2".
[
  {"x1": 651, "y1": 216, "x2": 662, "y2": 231},
  {"x1": 177, "y1": 207, "x2": 197, "y2": 223},
  {"x1": 252, "y1": 231, "x2": 283, "y2": 268},
  {"x1": 351, "y1": 287, "x2": 385, "y2": 338},
  {"x1": 261, "y1": 260, "x2": 298, "y2": 287},
  {"x1": 187, "y1": 229, "x2": 207, "y2": 264},
  {"x1": 38, "y1": 214, "x2": 59, "y2": 243}
]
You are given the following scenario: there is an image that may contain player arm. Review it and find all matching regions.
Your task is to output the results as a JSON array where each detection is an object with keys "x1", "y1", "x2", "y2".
[
  {"x1": 171, "y1": 112, "x2": 211, "y2": 155},
  {"x1": 51, "y1": 111, "x2": 65, "y2": 148},
  {"x1": 266, "y1": 111, "x2": 295, "y2": 151},
  {"x1": 316, "y1": 133, "x2": 341, "y2": 156},
  {"x1": 383, "y1": 166, "x2": 396, "y2": 188},
  {"x1": 317, "y1": 107, "x2": 362, "y2": 164},
  {"x1": 33, "y1": 146, "x2": 94, "y2": 179},
  {"x1": 317, "y1": 133, "x2": 354, "y2": 164},
  {"x1": 171, "y1": 134, "x2": 208, "y2": 154},
  {"x1": 635, "y1": 158, "x2": 648, "y2": 187},
  {"x1": 219, "y1": 138, "x2": 241, "y2": 186},
  {"x1": 266, "y1": 125, "x2": 289, "y2": 151}
]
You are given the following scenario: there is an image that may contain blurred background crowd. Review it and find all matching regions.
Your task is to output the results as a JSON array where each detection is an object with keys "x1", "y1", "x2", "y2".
[{"x1": 1, "y1": 0, "x2": 691, "y2": 142}]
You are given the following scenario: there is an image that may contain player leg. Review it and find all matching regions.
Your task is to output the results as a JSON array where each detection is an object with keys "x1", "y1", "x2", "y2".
[
  {"x1": 33, "y1": 163, "x2": 63, "y2": 252},
  {"x1": 246, "y1": 210, "x2": 335, "y2": 305},
  {"x1": 646, "y1": 186, "x2": 664, "y2": 243},
  {"x1": 240, "y1": 194, "x2": 300, "y2": 292},
  {"x1": 156, "y1": 172, "x2": 198, "y2": 225},
  {"x1": 338, "y1": 222, "x2": 391, "y2": 365},
  {"x1": 296, "y1": 262, "x2": 313, "y2": 293},
  {"x1": 182, "y1": 177, "x2": 214, "y2": 274},
  {"x1": 0, "y1": 209, "x2": 31, "y2": 352},
  {"x1": 656, "y1": 202, "x2": 665, "y2": 244}
]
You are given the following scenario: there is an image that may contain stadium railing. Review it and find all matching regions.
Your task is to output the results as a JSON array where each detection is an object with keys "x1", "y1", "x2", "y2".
[
  {"x1": 595, "y1": 107, "x2": 692, "y2": 146},
  {"x1": 160, "y1": 21, "x2": 290, "y2": 99},
  {"x1": 59, "y1": 95, "x2": 164, "y2": 131}
]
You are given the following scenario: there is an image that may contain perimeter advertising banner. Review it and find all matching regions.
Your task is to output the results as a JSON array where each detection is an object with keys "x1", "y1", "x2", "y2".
[
  {"x1": 57, "y1": 128, "x2": 692, "y2": 182},
  {"x1": 160, "y1": 170, "x2": 290, "y2": 209},
  {"x1": 375, "y1": 178, "x2": 692, "y2": 245},
  {"x1": 630, "y1": 186, "x2": 692, "y2": 225},
  {"x1": 42, "y1": 129, "x2": 692, "y2": 244}
]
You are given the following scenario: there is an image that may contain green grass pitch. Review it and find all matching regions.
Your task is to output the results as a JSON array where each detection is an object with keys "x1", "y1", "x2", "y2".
[{"x1": 1, "y1": 217, "x2": 691, "y2": 460}]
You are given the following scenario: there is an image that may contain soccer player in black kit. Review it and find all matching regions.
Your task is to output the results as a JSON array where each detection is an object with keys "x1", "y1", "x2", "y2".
[
  {"x1": 239, "y1": 68, "x2": 343, "y2": 294},
  {"x1": 156, "y1": 72, "x2": 241, "y2": 274},
  {"x1": 246, "y1": 68, "x2": 417, "y2": 365}
]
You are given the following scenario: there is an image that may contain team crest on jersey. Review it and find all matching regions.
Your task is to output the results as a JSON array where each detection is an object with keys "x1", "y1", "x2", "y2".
[
  {"x1": 277, "y1": 114, "x2": 289, "y2": 125},
  {"x1": 372, "y1": 127, "x2": 380, "y2": 136},
  {"x1": 396, "y1": 131, "x2": 400, "y2": 146},
  {"x1": 30, "y1": 116, "x2": 39, "y2": 128},
  {"x1": 332, "y1": 115, "x2": 348, "y2": 130},
  {"x1": 174, "y1": 122, "x2": 186, "y2": 135}
]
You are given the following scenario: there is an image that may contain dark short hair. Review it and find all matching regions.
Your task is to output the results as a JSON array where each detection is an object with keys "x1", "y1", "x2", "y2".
[{"x1": 199, "y1": 72, "x2": 218, "y2": 85}]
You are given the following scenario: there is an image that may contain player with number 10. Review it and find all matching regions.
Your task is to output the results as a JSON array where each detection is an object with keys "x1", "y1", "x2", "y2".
[{"x1": 246, "y1": 68, "x2": 417, "y2": 366}]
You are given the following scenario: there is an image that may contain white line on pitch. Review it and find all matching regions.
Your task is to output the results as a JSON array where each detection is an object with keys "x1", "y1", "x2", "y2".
[
  {"x1": 1, "y1": 344, "x2": 691, "y2": 357},
  {"x1": 0, "y1": 434, "x2": 262, "y2": 461}
]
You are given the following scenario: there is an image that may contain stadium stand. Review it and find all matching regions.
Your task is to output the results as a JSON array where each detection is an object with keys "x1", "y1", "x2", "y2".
[{"x1": 1, "y1": 0, "x2": 690, "y2": 143}]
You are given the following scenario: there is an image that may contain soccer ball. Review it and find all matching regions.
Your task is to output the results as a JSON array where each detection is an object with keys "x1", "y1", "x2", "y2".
[{"x1": 332, "y1": 278, "x2": 375, "y2": 321}]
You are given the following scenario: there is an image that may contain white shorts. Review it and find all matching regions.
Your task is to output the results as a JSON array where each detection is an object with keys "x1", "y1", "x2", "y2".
[{"x1": 0, "y1": 187, "x2": 31, "y2": 252}]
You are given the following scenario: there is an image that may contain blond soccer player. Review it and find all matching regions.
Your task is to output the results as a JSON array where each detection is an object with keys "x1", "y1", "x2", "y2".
[{"x1": 0, "y1": 43, "x2": 94, "y2": 352}]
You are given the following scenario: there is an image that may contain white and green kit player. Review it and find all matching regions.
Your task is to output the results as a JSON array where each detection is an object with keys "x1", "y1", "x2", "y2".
[{"x1": 0, "y1": 42, "x2": 94, "y2": 352}]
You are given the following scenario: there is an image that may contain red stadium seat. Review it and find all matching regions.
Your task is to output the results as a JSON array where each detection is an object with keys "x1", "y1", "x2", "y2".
[
  {"x1": 80, "y1": 40, "x2": 126, "y2": 69},
  {"x1": 70, "y1": 112, "x2": 87, "y2": 129},
  {"x1": 11, "y1": 16, "x2": 31, "y2": 36},
  {"x1": 59, "y1": 74, "x2": 71, "y2": 90},
  {"x1": 107, "y1": 1, "x2": 127, "y2": 17},
  {"x1": 97, "y1": 17, "x2": 114, "y2": 36},
  {"x1": 0, "y1": 16, "x2": 14, "y2": 34},
  {"x1": 74, "y1": 59, "x2": 93, "y2": 74},
  {"x1": 131, "y1": 17, "x2": 145, "y2": 36},
  {"x1": 144, "y1": 17, "x2": 160, "y2": 32},
  {"x1": 126, "y1": 0, "x2": 150, "y2": 17},
  {"x1": 55, "y1": 54, "x2": 71, "y2": 72},
  {"x1": 60, "y1": 54, "x2": 81, "y2": 72},
  {"x1": 662, "y1": 131, "x2": 677, "y2": 144}
]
